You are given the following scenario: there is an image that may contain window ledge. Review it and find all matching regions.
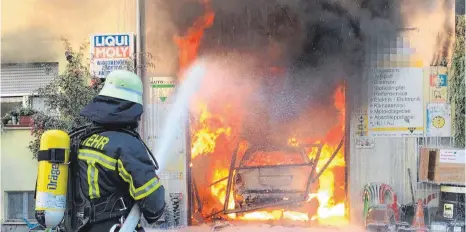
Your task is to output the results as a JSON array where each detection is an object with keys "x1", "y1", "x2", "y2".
[
  {"x1": 2, "y1": 221, "x2": 30, "y2": 225},
  {"x1": 2, "y1": 218, "x2": 37, "y2": 224},
  {"x1": 3, "y1": 126, "x2": 32, "y2": 130}
]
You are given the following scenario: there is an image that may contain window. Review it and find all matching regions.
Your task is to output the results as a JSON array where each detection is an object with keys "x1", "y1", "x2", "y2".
[
  {"x1": 1, "y1": 97, "x2": 23, "y2": 117},
  {"x1": 1, "y1": 63, "x2": 58, "y2": 97},
  {"x1": 6, "y1": 191, "x2": 36, "y2": 221},
  {"x1": 0, "y1": 62, "x2": 58, "y2": 118}
]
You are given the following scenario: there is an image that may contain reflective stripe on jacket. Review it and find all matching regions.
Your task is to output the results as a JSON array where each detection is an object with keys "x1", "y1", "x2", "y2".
[{"x1": 77, "y1": 130, "x2": 164, "y2": 216}]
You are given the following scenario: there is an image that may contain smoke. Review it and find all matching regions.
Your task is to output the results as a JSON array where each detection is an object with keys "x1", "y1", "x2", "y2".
[
  {"x1": 162, "y1": 0, "x2": 398, "y2": 144},
  {"x1": 399, "y1": 0, "x2": 455, "y2": 66},
  {"x1": 161, "y1": 0, "x2": 453, "y2": 144},
  {"x1": 1, "y1": 27, "x2": 61, "y2": 63},
  {"x1": 1, "y1": 0, "x2": 136, "y2": 63}
]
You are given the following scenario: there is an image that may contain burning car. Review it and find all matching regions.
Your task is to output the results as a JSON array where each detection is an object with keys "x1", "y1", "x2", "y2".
[{"x1": 227, "y1": 144, "x2": 322, "y2": 213}]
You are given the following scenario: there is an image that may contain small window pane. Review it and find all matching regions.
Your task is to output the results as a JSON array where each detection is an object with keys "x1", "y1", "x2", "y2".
[
  {"x1": 27, "y1": 192, "x2": 36, "y2": 219},
  {"x1": 31, "y1": 97, "x2": 58, "y2": 115},
  {"x1": 32, "y1": 97, "x2": 46, "y2": 112},
  {"x1": 1, "y1": 101, "x2": 22, "y2": 118},
  {"x1": 7, "y1": 192, "x2": 24, "y2": 220}
]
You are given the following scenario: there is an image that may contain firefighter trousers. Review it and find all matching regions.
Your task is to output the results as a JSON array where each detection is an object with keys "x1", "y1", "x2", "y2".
[{"x1": 79, "y1": 218, "x2": 145, "y2": 232}]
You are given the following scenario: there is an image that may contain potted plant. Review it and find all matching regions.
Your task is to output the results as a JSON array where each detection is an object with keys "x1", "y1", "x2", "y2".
[
  {"x1": 18, "y1": 107, "x2": 36, "y2": 126},
  {"x1": 10, "y1": 109, "x2": 19, "y2": 125}
]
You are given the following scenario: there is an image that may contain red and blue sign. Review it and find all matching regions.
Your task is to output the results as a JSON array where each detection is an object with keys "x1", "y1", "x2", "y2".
[{"x1": 90, "y1": 33, "x2": 134, "y2": 78}]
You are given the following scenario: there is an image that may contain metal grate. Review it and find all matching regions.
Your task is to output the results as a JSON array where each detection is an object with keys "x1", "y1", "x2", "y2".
[{"x1": 1, "y1": 63, "x2": 58, "y2": 96}]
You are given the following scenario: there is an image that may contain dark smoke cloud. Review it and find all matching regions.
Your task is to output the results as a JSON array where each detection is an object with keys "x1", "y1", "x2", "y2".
[
  {"x1": 163, "y1": 0, "x2": 401, "y2": 144},
  {"x1": 1, "y1": 27, "x2": 61, "y2": 63},
  {"x1": 168, "y1": 0, "x2": 398, "y2": 96},
  {"x1": 162, "y1": 0, "x2": 400, "y2": 144}
]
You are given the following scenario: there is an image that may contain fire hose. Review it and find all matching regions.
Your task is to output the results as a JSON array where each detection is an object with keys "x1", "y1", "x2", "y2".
[{"x1": 119, "y1": 204, "x2": 141, "y2": 232}]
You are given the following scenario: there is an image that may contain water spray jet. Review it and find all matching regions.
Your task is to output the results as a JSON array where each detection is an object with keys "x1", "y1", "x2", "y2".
[{"x1": 154, "y1": 58, "x2": 207, "y2": 172}]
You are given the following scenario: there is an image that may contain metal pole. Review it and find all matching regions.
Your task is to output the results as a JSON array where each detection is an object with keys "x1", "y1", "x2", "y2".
[
  {"x1": 136, "y1": 0, "x2": 147, "y2": 138},
  {"x1": 344, "y1": 79, "x2": 351, "y2": 223},
  {"x1": 136, "y1": 0, "x2": 141, "y2": 77}
]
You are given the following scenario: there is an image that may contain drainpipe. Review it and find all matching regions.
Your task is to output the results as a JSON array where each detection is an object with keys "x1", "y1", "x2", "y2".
[{"x1": 136, "y1": 0, "x2": 147, "y2": 139}]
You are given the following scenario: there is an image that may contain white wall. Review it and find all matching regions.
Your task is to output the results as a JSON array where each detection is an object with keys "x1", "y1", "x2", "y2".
[{"x1": 0, "y1": 129, "x2": 38, "y2": 223}]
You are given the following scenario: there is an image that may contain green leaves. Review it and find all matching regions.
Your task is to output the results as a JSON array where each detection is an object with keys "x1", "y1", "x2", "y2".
[{"x1": 28, "y1": 41, "x2": 103, "y2": 158}]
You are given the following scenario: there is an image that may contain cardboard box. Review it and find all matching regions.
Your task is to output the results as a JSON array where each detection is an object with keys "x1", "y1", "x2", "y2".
[{"x1": 418, "y1": 148, "x2": 465, "y2": 184}]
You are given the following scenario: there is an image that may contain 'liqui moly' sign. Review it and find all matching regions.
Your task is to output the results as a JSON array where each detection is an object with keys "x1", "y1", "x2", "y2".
[{"x1": 90, "y1": 33, "x2": 135, "y2": 78}]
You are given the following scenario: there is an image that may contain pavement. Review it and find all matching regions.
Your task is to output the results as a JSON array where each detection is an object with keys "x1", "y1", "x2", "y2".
[{"x1": 144, "y1": 224, "x2": 367, "y2": 232}]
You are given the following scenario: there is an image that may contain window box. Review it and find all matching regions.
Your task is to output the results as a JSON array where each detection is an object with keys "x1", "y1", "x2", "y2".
[
  {"x1": 2, "y1": 108, "x2": 36, "y2": 128},
  {"x1": 19, "y1": 116, "x2": 33, "y2": 126}
]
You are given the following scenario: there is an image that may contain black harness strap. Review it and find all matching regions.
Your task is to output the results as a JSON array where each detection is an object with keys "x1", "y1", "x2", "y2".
[
  {"x1": 37, "y1": 149, "x2": 67, "y2": 163},
  {"x1": 66, "y1": 125, "x2": 103, "y2": 231},
  {"x1": 86, "y1": 190, "x2": 133, "y2": 223}
]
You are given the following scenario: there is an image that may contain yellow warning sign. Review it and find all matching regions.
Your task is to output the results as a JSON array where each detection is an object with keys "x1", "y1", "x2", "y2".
[{"x1": 355, "y1": 108, "x2": 368, "y2": 137}]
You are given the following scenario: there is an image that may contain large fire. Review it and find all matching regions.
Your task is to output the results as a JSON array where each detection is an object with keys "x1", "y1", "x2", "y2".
[
  {"x1": 174, "y1": 0, "x2": 348, "y2": 226},
  {"x1": 189, "y1": 85, "x2": 348, "y2": 225},
  {"x1": 173, "y1": 0, "x2": 214, "y2": 79}
]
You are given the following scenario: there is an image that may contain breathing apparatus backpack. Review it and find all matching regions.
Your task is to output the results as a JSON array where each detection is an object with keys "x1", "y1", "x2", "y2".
[{"x1": 34, "y1": 124, "x2": 159, "y2": 232}]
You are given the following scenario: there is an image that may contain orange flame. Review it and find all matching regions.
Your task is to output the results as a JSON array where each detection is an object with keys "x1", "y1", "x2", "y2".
[
  {"x1": 175, "y1": 0, "x2": 348, "y2": 225},
  {"x1": 174, "y1": 0, "x2": 215, "y2": 76},
  {"x1": 191, "y1": 103, "x2": 231, "y2": 159},
  {"x1": 309, "y1": 84, "x2": 347, "y2": 225},
  {"x1": 192, "y1": 84, "x2": 348, "y2": 225}
]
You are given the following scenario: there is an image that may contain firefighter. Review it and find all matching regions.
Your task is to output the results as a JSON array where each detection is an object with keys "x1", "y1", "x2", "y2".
[{"x1": 75, "y1": 70, "x2": 165, "y2": 232}]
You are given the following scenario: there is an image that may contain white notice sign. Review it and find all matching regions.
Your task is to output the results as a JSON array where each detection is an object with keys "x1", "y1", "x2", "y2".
[
  {"x1": 368, "y1": 68, "x2": 424, "y2": 137},
  {"x1": 426, "y1": 103, "x2": 452, "y2": 137},
  {"x1": 439, "y1": 149, "x2": 465, "y2": 164}
]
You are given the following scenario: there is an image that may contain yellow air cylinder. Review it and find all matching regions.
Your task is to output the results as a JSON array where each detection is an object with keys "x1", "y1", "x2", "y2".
[{"x1": 34, "y1": 130, "x2": 70, "y2": 229}]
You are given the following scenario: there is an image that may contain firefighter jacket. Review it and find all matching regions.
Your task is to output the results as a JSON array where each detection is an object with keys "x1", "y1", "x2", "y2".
[{"x1": 78, "y1": 95, "x2": 165, "y2": 223}]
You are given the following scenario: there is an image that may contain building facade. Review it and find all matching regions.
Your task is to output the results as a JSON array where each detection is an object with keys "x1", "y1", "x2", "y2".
[
  {"x1": 1, "y1": 0, "x2": 462, "y2": 231},
  {"x1": 1, "y1": 1, "x2": 135, "y2": 230}
]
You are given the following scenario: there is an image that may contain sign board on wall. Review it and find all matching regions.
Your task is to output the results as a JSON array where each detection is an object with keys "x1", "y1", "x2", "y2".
[
  {"x1": 439, "y1": 149, "x2": 465, "y2": 164},
  {"x1": 355, "y1": 108, "x2": 369, "y2": 137},
  {"x1": 354, "y1": 107, "x2": 375, "y2": 149},
  {"x1": 90, "y1": 33, "x2": 134, "y2": 78},
  {"x1": 426, "y1": 103, "x2": 452, "y2": 137},
  {"x1": 368, "y1": 68, "x2": 424, "y2": 137},
  {"x1": 429, "y1": 74, "x2": 448, "y2": 102},
  {"x1": 151, "y1": 77, "x2": 177, "y2": 104}
]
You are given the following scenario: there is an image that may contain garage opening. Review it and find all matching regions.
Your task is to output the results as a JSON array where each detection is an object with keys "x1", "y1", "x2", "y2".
[{"x1": 172, "y1": 1, "x2": 353, "y2": 226}]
